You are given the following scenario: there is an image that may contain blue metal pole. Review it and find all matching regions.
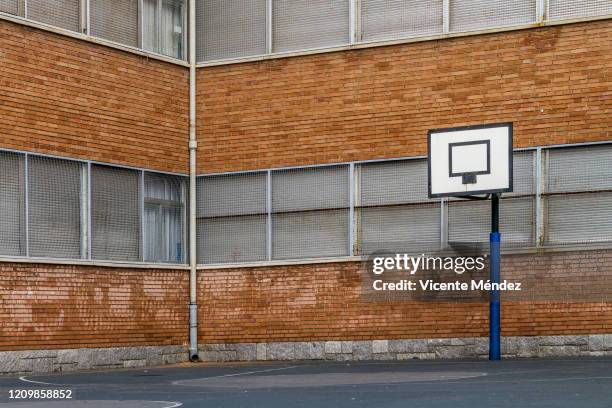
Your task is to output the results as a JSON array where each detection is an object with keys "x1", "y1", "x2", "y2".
[{"x1": 490, "y1": 194, "x2": 501, "y2": 360}]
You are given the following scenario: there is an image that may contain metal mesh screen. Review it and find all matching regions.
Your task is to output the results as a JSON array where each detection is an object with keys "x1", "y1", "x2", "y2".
[
  {"x1": 450, "y1": 0, "x2": 536, "y2": 32},
  {"x1": 0, "y1": 0, "x2": 21, "y2": 16},
  {"x1": 90, "y1": 0, "x2": 139, "y2": 47},
  {"x1": 28, "y1": 156, "x2": 83, "y2": 259},
  {"x1": 91, "y1": 164, "x2": 141, "y2": 262},
  {"x1": 197, "y1": 172, "x2": 267, "y2": 263},
  {"x1": 359, "y1": 159, "x2": 440, "y2": 254},
  {"x1": 448, "y1": 197, "x2": 535, "y2": 244},
  {"x1": 272, "y1": 0, "x2": 349, "y2": 53},
  {"x1": 0, "y1": 151, "x2": 25, "y2": 257},
  {"x1": 272, "y1": 166, "x2": 349, "y2": 260},
  {"x1": 28, "y1": 0, "x2": 80, "y2": 32},
  {"x1": 144, "y1": 172, "x2": 187, "y2": 263},
  {"x1": 196, "y1": 0, "x2": 267, "y2": 62},
  {"x1": 549, "y1": 0, "x2": 612, "y2": 20},
  {"x1": 361, "y1": 0, "x2": 443, "y2": 42},
  {"x1": 448, "y1": 151, "x2": 536, "y2": 246},
  {"x1": 545, "y1": 144, "x2": 612, "y2": 245}
]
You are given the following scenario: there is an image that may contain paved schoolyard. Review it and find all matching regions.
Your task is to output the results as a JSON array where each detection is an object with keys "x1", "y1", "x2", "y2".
[{"x1": 0, "y1": 357, "x2": 610, "y2": 407}]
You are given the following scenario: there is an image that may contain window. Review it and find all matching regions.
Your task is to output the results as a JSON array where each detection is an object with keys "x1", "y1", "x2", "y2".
[
  {"x1": 28, "y1": 0, "x2": 81, "y2": 32},
  {"x1": 144, "y1": 172, "x2": 186, "y2": 263},
  {"x1": 447, "y1": 151, "x2": 536, "y2": 248},
  {"x1": 28, "y1": 156, "x2": 84, "y2": 259},
  {"x1": 271, "y1": 166, "x2": 349, "y2": 260},
  {"x1": 90, "y1": 0, "x2": 139, "y2": 47},
  {"x1": 196, "y1": 0, "x2": 267, "y2": 62},
  {"x1": 545, "y1": 145, "x2": 612, "y2": 244},
  {"x1": 272, "y1": 0, "x2": 349, "y2": 53},
  {"x1": 196, "y1": 172, "x2": 267, "y2": 264},
  {"x1": 91, "y1": 164, "x2": 141, "y2": 262},
  {"x1": 0, "y1": 151, "x2": 26, "y2": 257},
  {"x1": 143, "y1": 0, "x2": 186, "y2": 59},
  {"x1": 358, "y1": 159, "x2": 440, "y2": 255},
  {"x1": 0, "y1": 0, "x2": 23, "y2": 16},
  {"x1": 361, "y1": 0, "x2": 443, "y2": 42}
]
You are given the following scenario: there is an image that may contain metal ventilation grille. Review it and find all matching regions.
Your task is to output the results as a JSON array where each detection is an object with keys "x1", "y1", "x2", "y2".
[
  {"x1": 361, "y1": 0, "x2": 443, "y2": 42},
  {"x1": 91, "y1": 165, "x2": 141, "y2": 262},
  {"x1": 448, "y1": 151, "x2": 536, "y2": 246},
  {"x1": 28, "y1": 156, "x2": 83, "y2": 259},
  {"x1": 197, "y1": 172, "x2": 267, "y2": 264},
  {"x1": 196, "y1": 0, "x2": 267, "y2": 62},
  {"x1": 0, "y1": 152, "x2": 25, "y2": 257},
  {"x1": 272, "y1": 166, "x2": 349, "y2": 260},
  {"x1": 143, "y1": 172, "x2": 187, "y2": 264},
  {"x1": 359, "y1": 159, "x2": 440, "y2": 255},
  {"x1": 450, "y1": 0, "x2": 536, "y2": 32},
  {"x1": 0, "y1": 0, "x2": 21, "y2": 16},
  {"x1": 90, "y1": 0, "x2": 139, "y2": 47},
  {"x1": 28, "y1": 0, "x2": 80, "y2": 32},
  {"x1": 273, "y1": 0, "x2": 349, "y2": 53},
  {"x1": 549, "y1": 0, "x2": 612, "y2": 20},
  {"x1": 546, "y1": 145, "x2": 612, "y2": 245}
]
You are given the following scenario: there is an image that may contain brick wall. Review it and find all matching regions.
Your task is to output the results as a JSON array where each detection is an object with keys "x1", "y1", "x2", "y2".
[
  {"x1": 197, "y1": 19, "x2": 612, "y2": 174},
  {"x1": 198, "y1": 250, "x2": 612, "y2": 344},
  {"x1": 0, "y1": 20, "x2": 189, "y2": 174},
  {"x1": 0, "y1": 263, "x2": 188, "y2": 351}
]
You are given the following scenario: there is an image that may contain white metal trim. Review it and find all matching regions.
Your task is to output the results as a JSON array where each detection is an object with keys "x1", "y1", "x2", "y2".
[
  {"x1": 535, "y1": 148, "x2": 543, "y2": 246},
  {"x1": 24, "y1": 153, "x2": 29, "y2": 257},
  {"x1": 0, "y1": 256, "x2": 190, "y2": 269},
  {"x1": 266, "y1": 170, "x2": 272, "y2": 261},
  {"x1": 349, "y1": 0, "x2": 356, "y2": 44},
  {"x1": 348, "y1": 163, "x2": 355, "y2": 256},
  {"x1": 443, "y1": 0, "x2": 450, "y2": 33},
  {"x1": 266, "y1": 0, "x2": 273, "y2": 54},
  {"x1": 140, "y1": 170, "x2": 146, "y2": 261}
]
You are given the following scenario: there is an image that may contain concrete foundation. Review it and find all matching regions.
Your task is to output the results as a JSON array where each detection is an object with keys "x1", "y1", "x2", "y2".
[
  {"x1": 1, "y1": 335, "x2": 611, "y2": 375},
  {"x1": 200, "y1": 334, "x2": 612, "y2": 362}
]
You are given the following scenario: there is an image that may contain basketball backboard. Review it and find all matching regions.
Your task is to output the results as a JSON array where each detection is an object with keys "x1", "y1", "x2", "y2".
[{"x1": 428, "y1": 123, "x2": 513, "y2": 198}]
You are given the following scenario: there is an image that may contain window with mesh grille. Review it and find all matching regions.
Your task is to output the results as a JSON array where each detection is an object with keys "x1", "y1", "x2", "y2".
[
  {"x1": 91, "y1": 164, "x2": 142, "y2": 262},
  {"x1": 361, "y1": 0, "x2": 443, "y2": 42},
  {"x1": 447, "y1": 150, "x2": 536, "y2": 248},
  {"x1": 271, "y1": 165, "x2": 350, "y2": 260},
  {"x1": 544, "y1": 144, "x2": 612, "y2": 245},
  {"x1": 196, "y1": 172, "x2": 268, "y2": 264},
  {"x1": 0, "y1": 151, "x2": 26, "y2": 257},
  {"x1": 358, "y1": 159, "x2": 440, "y2": 255},
  {"x1": 27, "y1": 0, "x2": 81, "y2": 32},
  {"x1": 196, "y1": 0, "x2": 267, "y2": 62},
  {"x1": 27, "y1": 156, "x2": 84, "y2": 259}
]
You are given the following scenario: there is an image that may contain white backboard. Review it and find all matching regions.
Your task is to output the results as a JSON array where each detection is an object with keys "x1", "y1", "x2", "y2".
[{"x1": 428, "y1": 123, "x2": 513, "y2": 198}]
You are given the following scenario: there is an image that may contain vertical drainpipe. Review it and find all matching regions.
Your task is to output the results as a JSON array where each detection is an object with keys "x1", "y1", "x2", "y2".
[{"x1": 188, "y1": 0, "x2": 199, "y2": 362}]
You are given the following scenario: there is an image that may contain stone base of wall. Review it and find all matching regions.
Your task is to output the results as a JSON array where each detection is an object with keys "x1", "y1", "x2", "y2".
[
  {"x1": 200, "y1": 334, "x2": 612, "y2": 362},
  {"x1": 0, "y1": 345, "x2": 187, "y2": 375}
]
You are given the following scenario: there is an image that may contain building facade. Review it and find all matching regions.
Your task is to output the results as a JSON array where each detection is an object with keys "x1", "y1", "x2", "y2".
[{"x1": 0, "y1": 1, "x2": 611, "y2": 373}]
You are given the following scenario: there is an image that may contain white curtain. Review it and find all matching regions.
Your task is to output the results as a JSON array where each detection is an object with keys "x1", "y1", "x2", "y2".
[
  {"x1": 144, "y1": 175, "x2": 184, "y2": 263},
  {"x1": 142, "y1": 0, "x2": 184, "y2": 59}
]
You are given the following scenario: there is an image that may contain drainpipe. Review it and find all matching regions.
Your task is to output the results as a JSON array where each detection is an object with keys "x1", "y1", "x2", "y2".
[{"x1": 188, "y1": 0, "x2": 199, "y2": 362}]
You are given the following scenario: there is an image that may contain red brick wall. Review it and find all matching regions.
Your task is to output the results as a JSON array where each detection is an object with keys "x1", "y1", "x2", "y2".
[
  {"x1": 0, "y1": 20, "x2": 189, "y2": 174},
  {"x1": 0, "y1": 263, "x2": 188, "y2": 351},
  {"x1": 198, "y1": 250, "x2": 612, "y2": 344},
  {"x1": 197, "y1": 19, "x2": 612, "y2": 174}
]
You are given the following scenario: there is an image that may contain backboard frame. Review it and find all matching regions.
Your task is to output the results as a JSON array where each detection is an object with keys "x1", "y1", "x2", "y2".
[{"x1": 427, "y1": 123, "x2": 513, "y2": 198}]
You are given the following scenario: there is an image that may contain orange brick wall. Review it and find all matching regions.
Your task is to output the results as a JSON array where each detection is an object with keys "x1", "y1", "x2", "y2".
[
  {"x1": 197, "y1": 19, "x2": 612, "y2": 174},
  {"x1": 198, "y1": 250, "x2": 612, "y2": 344},
  {"x1": 0, "y1": 20, "x2": 189, "y2": 174},
  {"x1": 0, "y1": 263, "x2": 188, "y2": 351}
]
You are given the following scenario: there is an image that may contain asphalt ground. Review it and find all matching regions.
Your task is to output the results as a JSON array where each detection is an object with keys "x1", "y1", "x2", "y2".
[{"x1": 0, "y1": 357, "x2": 610, "y2": 408}]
